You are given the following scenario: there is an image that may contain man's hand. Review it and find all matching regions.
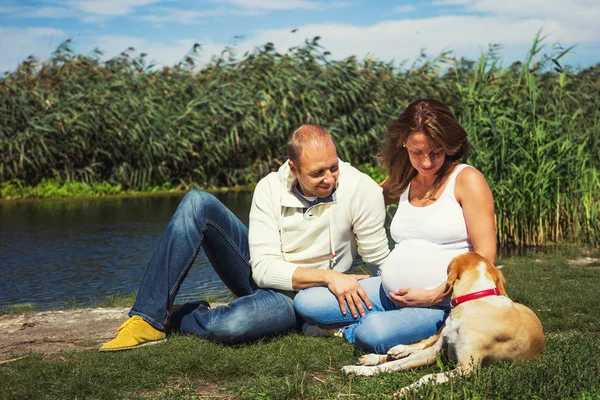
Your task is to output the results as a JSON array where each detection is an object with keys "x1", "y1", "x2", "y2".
[{"x1": 325, "y1": 271, "x2": 372, "y2": 318}]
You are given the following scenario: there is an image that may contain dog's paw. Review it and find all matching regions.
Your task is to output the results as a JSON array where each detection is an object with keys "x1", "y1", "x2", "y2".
[
  {"x1": 393, "y1": 385, "x2": 416, "y2": 399},
  {"x1": 358, "y1": 353, "x2": 387, "y2": 366},
  {"x1": 342, "y1": 365, "x2": 375, "y2": 376},
  {"x1": 387, "y1": 344, "x2": 415, "y2": 360}
]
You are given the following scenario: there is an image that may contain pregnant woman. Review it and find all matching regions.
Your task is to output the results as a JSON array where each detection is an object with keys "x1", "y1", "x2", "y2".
[{"x1": 294, "y1": 98, "x2": 496, "y2": 353}]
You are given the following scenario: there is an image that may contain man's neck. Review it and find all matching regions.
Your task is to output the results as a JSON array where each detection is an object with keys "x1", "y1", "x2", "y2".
[{"x1": 294, "y1": 183, "x2": 318, "y2": 202}]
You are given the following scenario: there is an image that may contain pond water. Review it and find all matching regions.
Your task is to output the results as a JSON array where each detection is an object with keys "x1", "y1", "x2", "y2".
[
  {"x1": 0, "y1": 192, "x2": 550, "y2": 310},
  {"x1": 0, "y1": 191, "x2": 253, "y2": 309}
]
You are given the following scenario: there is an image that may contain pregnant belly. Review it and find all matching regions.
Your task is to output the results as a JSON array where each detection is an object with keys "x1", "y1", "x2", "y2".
[{"x1": 380, "y1": 241, "x2": 468, "y2": 294}]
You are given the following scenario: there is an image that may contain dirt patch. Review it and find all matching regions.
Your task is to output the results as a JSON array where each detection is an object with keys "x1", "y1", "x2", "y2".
[
  {"x1": 567, "y1": 257, "x2": 600, "y2": 269},
  {"x1": 0, "y1": 307, "x2": 129, "y2": 360},
  {"x1": 567, "y1": 257, "x2": 599, "y2": 265}
]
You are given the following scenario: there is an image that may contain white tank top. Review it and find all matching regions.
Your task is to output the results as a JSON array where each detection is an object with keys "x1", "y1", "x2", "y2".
[{"x1": 380, "y1": 164, "x2": 473, "y2": 294}]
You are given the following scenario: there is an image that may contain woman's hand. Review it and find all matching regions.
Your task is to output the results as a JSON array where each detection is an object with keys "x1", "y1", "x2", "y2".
[{"x1": 389, "y1": 282, "x2": 446, "y2": 308}]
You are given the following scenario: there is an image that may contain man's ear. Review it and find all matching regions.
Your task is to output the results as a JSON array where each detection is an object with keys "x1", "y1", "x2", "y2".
[{"x1": 289, "y1": 160, "x2": 299, "y2": 176}]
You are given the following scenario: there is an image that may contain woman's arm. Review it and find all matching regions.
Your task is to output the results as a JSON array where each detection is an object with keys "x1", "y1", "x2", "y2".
[
  {"x1": 389, "y1": 166, "x2": 497, "y2": 308},
  {"x1": 455, "y1": 167, "x2": 497, "y2": 263},
  {"x1": 389, "y1": 282, "x2": 447, "y2": 308}
]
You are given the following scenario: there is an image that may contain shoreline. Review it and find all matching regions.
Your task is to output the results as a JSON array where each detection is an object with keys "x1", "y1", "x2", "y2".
[{"x1": 0, "y1": 184, "x2": 256, "y2": 202}]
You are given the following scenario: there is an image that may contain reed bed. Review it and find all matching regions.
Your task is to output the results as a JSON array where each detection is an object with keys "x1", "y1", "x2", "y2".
[{"x1": 0, "y1": 34, "x2": 598, "y2": 246}]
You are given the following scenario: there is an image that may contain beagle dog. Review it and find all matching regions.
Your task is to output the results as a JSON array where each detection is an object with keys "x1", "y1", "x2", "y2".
[{"x1": 342, "y1": 252, "x2": 545, "y2": 396}]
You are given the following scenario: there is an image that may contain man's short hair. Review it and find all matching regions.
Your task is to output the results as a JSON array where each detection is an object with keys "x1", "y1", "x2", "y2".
[{"x1": 287, "y1": 124, "x2": 333, "y2": 170}]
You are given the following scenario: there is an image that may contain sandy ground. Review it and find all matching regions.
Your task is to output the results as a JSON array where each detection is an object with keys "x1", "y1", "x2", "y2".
[{"x1": 0, "y1": 307, "x2": 130, "y2": 361}]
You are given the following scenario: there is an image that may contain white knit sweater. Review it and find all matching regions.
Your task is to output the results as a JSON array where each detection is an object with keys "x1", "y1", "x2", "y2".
[{"x1": 249, "y1": 159, "x2": 390, "y2": 291}]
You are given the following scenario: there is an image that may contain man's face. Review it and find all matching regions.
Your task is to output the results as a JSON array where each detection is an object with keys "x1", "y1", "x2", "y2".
[{"x1": 289, "y1": 138, "x2": 339, "y2": 198}]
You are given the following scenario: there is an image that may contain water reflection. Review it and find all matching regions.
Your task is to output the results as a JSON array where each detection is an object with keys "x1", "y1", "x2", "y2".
[{"x1": 0, "y1": 192, "x2": 253, "y2": 309}]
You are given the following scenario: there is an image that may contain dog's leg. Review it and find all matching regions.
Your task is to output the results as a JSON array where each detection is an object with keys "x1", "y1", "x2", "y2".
[
  {"x1": 394, "y1": 367, "x2": 468, "y2": 398},
  {"x1": 357, "y1": 330, "x2": 443, "y2": 366},
  {"x1": 387, "y1": 331, "x2": 442, "y2": 360},
  {"x1": 343, "y1": 344, "x2": 440, "y2": 376},
  {"x1": 358, "y1": 354, "x2": 389, "y2": 366}
]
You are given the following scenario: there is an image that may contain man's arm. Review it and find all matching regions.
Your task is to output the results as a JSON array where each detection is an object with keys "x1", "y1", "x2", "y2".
[
  {"x1": 249, "y1": 177, "x2": 299, "y2": 291},
  {"x1": 249, "y1": 175, "x2": 379, "y2": 318},
  {"x1": 352, "y1": 175, "x2": 390, "y2": 265},
  {"x1": 379, "y1": 177, "x2": 397, "y2": 206}
]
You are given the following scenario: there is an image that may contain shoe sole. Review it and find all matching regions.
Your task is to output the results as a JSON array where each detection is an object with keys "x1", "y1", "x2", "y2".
[{"x1": 99, "y1": 338, "x2": 167, "y2": 352}]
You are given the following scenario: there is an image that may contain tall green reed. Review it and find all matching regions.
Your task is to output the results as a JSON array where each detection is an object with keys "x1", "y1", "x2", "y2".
[
  {"x1": 0, "y1": 34, "x2": 598, "y2": 246},
  {"x1": 458, "y1": 32, "x2": 599, "y2": 245}
]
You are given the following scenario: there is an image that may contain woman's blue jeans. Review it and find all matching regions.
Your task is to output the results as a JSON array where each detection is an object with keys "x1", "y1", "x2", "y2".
[
  {"x1": 130, "y1": 190, "x2": 298, "y2": 344},
  {"x1": 294, "y1": 277, "x2": 450, "y2": 354}
]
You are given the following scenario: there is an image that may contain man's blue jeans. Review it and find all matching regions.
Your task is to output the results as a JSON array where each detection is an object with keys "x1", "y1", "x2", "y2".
[
  {"x1": 130, "y1": 190, "x2": 298, "y2": 344},
  {"x1": 294, "y1": 277, "x2": 450, "y2": 354}
]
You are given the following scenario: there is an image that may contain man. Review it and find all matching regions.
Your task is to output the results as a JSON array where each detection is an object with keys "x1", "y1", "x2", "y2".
[{"x1": 100, "y1": 124, "x2": 389, "y2": 350}]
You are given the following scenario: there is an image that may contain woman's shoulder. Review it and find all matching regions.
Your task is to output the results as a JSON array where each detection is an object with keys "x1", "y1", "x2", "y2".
[
  {"x1": 454, "y1": 165, "x2": 491, "y2": 200},
  {"x1": 455, "y1": 164, "x2": 485, "y2": 183}
]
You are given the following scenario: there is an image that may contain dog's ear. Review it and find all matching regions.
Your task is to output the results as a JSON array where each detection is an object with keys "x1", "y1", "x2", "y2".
[
  {"x1": 443, "y1": 256, "x2": 461, "y2": 297},
  {"x1": 487, "y1": 262, "x2": 508, "y2": 296}
]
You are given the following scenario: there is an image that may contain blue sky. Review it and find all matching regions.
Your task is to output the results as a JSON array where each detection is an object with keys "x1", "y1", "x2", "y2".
[{"x1": 0, "y1": 0, "x2": 598, "y2": 73}]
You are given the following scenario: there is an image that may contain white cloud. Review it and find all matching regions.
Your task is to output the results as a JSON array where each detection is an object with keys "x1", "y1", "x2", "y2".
[
  {"x1": 433, "y1": 0, "x2": 600, "y2": 23},
  {"x1": 393, "y1": 5, "x2": 415, "y2": 13},
  {"x1": 29, "y1": 6, "x2": 82, "y2": 18},
  {"x1": 35, "y1": 8, "x2": 598, "y2": 72},
  {"x1": 0, "y1": 6, "x2": 19, "y2": 13},
  {"x1": 216, "y1": 11, "x2": 598, "y2": 67},
  {"x1": 2, "y1": 0, "x2": 598, "y2": 74},
  {"x1": 218, "y1": 0, "x2": 355, "y2": 12},
  {"x1": 92, "y1": 35, "x2": 225, "y2": 67},
  {"x1": 0, "y1": 4, "x2": 81, "y2": 18},
  {"x1": 0, "y1": 27, "x2": 66, "y2": 73},
  {"x1": 221, "y1": 0, "x2": 321, "y2": 10},
  {"x1": 0, "y1": 0, "x2": 163, "y2": 20},
  {"x1": 63, "y1": 0, "x2": 163, "y2": 17},
  {"x1": 139, "y1": 9, "x2": 216, "y2": 24}
]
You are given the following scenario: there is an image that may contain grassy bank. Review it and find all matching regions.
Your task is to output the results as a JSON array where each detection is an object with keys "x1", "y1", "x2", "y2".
[
  {"x1": 0, "y1": 178, "x2": 256, "y2": 200},
  {"x1": 0, "y1": 292, "x2": 138, "y2": 316},
  {"x1": 2, "y1": 249, "x2": 599, "y2": 399}
]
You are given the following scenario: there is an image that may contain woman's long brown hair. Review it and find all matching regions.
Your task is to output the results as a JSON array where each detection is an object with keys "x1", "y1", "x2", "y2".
[{"x1": 377, "y1": 99, "x2": 470, "y2": 200}]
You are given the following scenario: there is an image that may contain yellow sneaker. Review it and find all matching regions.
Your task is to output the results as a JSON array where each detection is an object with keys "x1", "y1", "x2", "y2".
[{"x1": 99, "y1": 316, "x2": 166, "y2": 351}]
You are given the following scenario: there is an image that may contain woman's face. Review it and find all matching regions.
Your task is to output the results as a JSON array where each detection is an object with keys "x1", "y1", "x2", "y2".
[{"x1": 404, "y1": 131, "x2": 446, "y2": 177}]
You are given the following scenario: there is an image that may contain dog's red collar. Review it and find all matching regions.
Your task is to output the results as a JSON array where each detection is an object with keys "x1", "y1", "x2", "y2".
[{"x1": 451, "y1": 288, "x2": 501, "y2": 308}]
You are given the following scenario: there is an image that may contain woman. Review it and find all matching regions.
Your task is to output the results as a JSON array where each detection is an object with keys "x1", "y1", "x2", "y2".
[{"x1": 294, "y1": 98, "x2": 496, "y2": 354}]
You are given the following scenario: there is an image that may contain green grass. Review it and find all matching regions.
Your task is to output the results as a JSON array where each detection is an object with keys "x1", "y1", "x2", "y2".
[
  {"x1": 0, "y1": 292, "x2": 138, "y2": 316},
  {"x1": 0, "y1": 303, "x2": 39, "y2": 315},
  {"x1": 0, "y1": 178, "x2": 256, "y2": 200},
  {"x1": 2, "y1": 249, "x2": 600, "y2": 399}
]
